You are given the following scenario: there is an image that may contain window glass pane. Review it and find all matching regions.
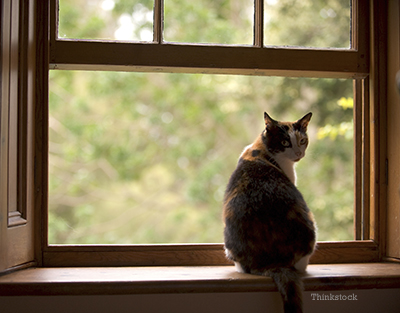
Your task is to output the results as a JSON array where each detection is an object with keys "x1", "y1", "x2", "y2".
[
  {"x1": 163, "y1": 0, "x2": 253, "y2": 45},
  {"x1": 49, "y1": 71, "x2": 353, "y2": 244},
  {"x1": 58, "y1": 0, "x2": 154, "y2": 41},
  {"x1": 264, "y1": 0, "x2": 351, "y2": 48}
]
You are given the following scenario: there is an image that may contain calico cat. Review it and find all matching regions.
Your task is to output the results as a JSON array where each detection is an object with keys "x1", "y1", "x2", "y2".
[{"x1": 223, "y1": 112, "x2": 316, "y2": 313}]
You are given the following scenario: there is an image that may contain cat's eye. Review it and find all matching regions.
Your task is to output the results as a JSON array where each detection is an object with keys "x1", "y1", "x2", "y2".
[
  {"x1": 281, "y1": 140, "x2": 290, "y2": 147},
  {"x1": 300, "y1": 138, "x2": 308, "y2": 145}
]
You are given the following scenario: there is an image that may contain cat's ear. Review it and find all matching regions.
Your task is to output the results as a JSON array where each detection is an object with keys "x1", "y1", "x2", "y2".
[
  {"x1": 264, "y1": 112, "x2": 277, "y2": 130},
  {"x1": 297, "y1": 112, "x2": 312, "y2": 130}
]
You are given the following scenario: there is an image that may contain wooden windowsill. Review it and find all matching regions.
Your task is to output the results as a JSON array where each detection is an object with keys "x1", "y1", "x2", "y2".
[{"x1": 0, "y1": 263, "x2": 400, "y2": 296}]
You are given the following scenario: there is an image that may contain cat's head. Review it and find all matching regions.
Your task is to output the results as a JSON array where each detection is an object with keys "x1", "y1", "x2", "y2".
[{"x1": 262, "y1": 112, "x2": 312, "y2": 162}]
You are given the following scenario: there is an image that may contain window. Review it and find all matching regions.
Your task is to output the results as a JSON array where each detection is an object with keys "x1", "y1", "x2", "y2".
[
  {"x1": 48, "y1": 71, "x2": 354, "y2": 244},
  {"x1": 1, "y1": 0, "x2": 394, "y2": 271},
  {"x1": 43, "y1": 0, "x2": 379, "y2": 266}
]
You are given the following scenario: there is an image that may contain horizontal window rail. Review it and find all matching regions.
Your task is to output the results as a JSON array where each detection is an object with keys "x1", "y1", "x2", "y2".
[
  {"x1": 50, "y1": 40, "x2": 368, "y2": 78},
  {"x1": 42, "y1": 241, "x2": 379, "y2": 267}
]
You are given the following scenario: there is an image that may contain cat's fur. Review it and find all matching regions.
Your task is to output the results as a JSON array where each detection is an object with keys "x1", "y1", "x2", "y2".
[{"x1": 223, "y1": 112, "x2": 316, "y2": 313}]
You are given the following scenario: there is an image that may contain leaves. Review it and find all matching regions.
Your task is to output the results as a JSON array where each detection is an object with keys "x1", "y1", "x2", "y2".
[{"x1": 317, "y1": 97, "x2": 354, "y2": 140}]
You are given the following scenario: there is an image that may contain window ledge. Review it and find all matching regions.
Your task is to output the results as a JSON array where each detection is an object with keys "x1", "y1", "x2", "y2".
[{"x1": 1, "y1": 263, "x2": 400, "y2": 296}]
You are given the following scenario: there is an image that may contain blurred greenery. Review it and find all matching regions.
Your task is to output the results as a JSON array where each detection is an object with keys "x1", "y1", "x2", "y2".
[
  {"x1": 264, "y1": 0, "x2": 351, "y2": 48},
  {"x1": 50, "y1": 0, "x2": 354, "y2": 244},
  {"x1": 164, "y1": 0, "x2": 253, "y2": 44}
]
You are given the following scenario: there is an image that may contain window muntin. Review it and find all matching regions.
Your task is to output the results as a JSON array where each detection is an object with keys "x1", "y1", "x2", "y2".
[{"x1": 49, "y1": 70, "x2": 353, "y2": 244}]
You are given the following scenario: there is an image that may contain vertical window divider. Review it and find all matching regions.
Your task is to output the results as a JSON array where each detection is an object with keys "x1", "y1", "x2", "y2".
[
  {"x1": 154, "y1": 0, "x2": 164, "y2": 44},
  {"x1": 353, "y1": 77, "x2": 370, "y2": 241},
  {"x1": 354, "y1": 79, "x2": 363, "y2": 240},
  {"x1": 362, "y1": 78, "x2": 370, "y2": 240},
  {"x1": 350, "y1": 0, "x2": 357, "y2": 50},
  {"x1": 36, "y1": 0, "x2": 50, "y2": 261},
  {"x1": 254, "y1": 0, "x2": 263, "y2": 47},
  {"x1": 50, "y1": 0, "x2": 57, "y2": 44}
]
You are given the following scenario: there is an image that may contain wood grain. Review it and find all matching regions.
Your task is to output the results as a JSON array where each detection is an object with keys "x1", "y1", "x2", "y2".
[
  {"x1": 0, "y1": 263, "x2": 399, "y2": 296},
  {"x1": 49, "y1": 40, "x2": 369, "y2": 78},
  {"x1": 368, "y1": 0, "x2": 388, "y2": 260},
  {"x1": 385, "y1": 0, "x2": 400, "y2": 260},
  {"x1": 41, "y1": 241, "x2": 379, "y2": 267},
  {"x1": 0, "y1": 0, "x2": 36, "y2": 272}
]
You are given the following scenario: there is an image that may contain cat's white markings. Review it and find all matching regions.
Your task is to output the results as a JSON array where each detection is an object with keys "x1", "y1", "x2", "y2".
[
  {"x1": 294, "y1": 254, "x2": 312, "y2": 273},
  {"x1": 290, "y1": 131, "x2": 302, "y2": 159},
  {"x1": 274, "y1": 131, "x2": 298, "y2": 184},
  {"x1": 234, "y1": 262, "x2": 245, "y2": 273},
  {"x1": 275, "y1": 154, "x2": 296, "y2": 185},
  {"x1": 274, "y1": 130, "x2": 308, "y2": 185}
]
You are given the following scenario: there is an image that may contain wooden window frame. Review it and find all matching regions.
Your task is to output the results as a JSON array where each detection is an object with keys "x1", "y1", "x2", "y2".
[{"x1": 0, "y1": 0, "x2": 393, "y2": 272}]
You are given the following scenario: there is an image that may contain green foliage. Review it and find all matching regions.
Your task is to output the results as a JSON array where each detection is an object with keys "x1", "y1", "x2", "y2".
[
  {"x1": 318, "y1": 98, "x2": 353, "y2": 140},
  {"x1": 50, "y1": 0, "x2": 354, "y2": 244},
  {"x1": 164, "y1": 0, "x2": 253, "y2": 44},
  {"x1": 264, "y1": 0, "x2": 351, "y2": 48}
]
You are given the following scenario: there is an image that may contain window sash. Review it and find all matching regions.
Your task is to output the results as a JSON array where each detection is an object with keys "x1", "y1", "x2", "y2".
[
  {"x1": 40, "y1": 0, "x2": 381, "y2": 266},
  {"x1": 50, "y1": 0, "x2": 368, "y2": 77},
  {"x1": 53, "y1": 0, "x2": 355, "y2": 48}
]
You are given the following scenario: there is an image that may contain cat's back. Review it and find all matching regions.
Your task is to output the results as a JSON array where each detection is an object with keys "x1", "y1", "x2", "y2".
[
  {"x1": 224, "y1": 143, "x2": 303, "y2": 212},
  {"x1": 223, "y1": 141, "x2": 315, "y2": 269}
]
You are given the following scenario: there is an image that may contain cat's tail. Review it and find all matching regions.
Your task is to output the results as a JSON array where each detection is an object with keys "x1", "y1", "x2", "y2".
[{"x1": 267, "y1": 267, "x2": 303, "y2": 313}]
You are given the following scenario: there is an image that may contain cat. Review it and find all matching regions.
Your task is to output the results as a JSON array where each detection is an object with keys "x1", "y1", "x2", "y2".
[{"x1": 223, "y1": 112, "x2": 316, "y2": 313}]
